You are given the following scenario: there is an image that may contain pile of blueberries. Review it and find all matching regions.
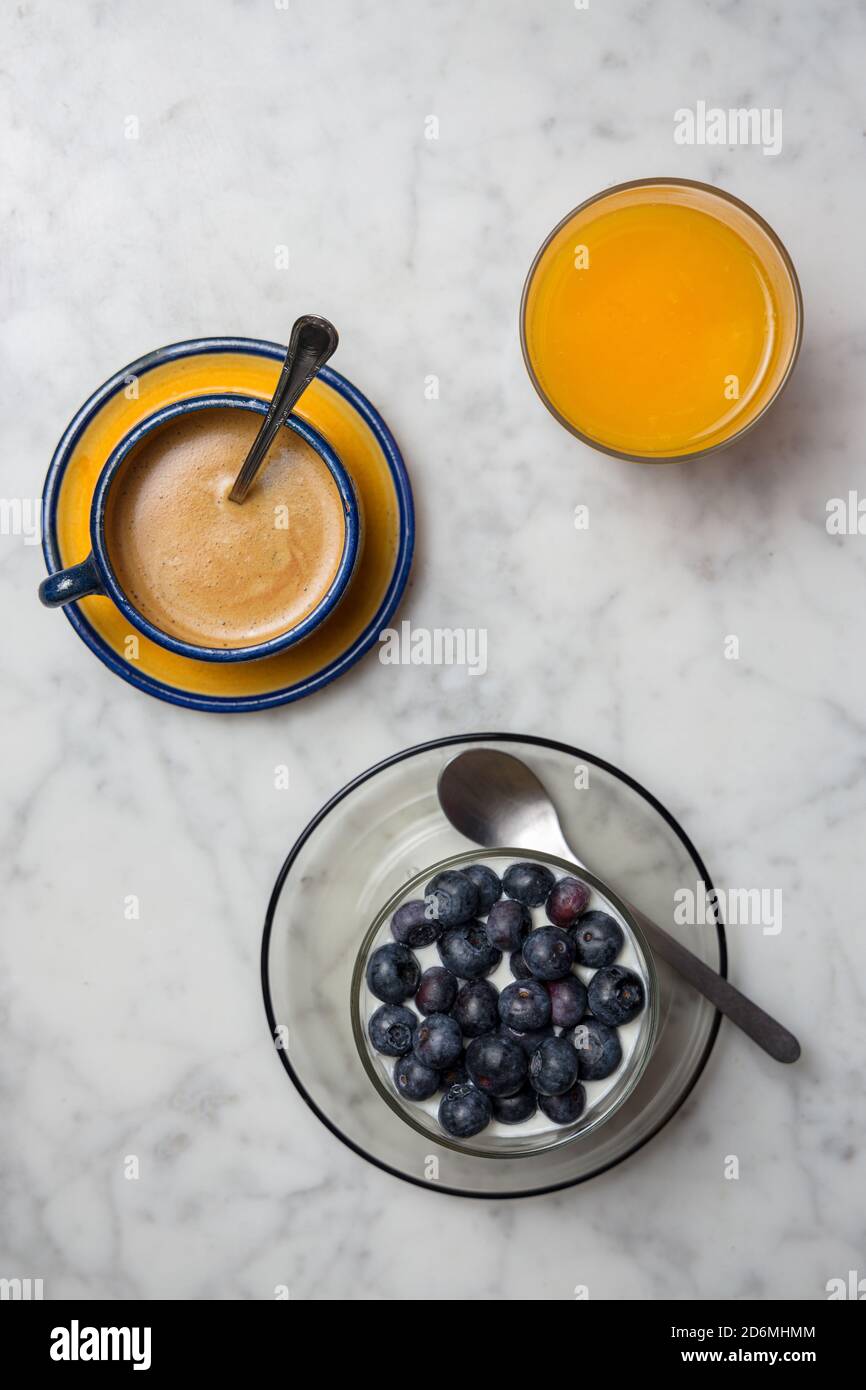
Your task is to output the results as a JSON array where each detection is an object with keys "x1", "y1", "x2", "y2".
[{"x1": 365, "y1": 860, "x2": 646, "y2": 1141}]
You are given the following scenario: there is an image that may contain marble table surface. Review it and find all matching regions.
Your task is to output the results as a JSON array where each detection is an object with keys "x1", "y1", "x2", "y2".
[{"x1": 2, "y1": 0, "x2": 864, "y2": 1300}]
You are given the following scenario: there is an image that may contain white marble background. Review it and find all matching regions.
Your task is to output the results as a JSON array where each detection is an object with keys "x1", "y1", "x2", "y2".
[{"x1": 1, "y1": 0, "x2": 864, "y2": 1300}]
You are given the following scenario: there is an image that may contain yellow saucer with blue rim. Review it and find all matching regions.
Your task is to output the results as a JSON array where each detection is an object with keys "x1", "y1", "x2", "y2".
[{"x1": 41, "y1": 338, "x2": 414, "y2": 711}]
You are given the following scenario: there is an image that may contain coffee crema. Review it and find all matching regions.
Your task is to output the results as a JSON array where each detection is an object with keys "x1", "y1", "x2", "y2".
[{"x1": 104, "y1": 408, "x2": 347, "y2": 650}]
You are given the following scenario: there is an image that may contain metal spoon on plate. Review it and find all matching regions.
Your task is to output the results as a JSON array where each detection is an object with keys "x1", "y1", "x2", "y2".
[{"x1": 437, "y1": 747, "x2": 800, "y2": 1064}]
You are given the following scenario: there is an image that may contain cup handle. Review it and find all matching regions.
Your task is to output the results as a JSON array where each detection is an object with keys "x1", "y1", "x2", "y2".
[{"x1": 38, "y1": 554, "x2": 104, "y2": 608}]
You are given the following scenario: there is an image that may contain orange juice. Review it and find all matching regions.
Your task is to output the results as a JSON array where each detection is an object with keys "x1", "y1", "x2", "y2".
[{"x1": 521, "y1": 180, "x2": 801, "y2": 461}]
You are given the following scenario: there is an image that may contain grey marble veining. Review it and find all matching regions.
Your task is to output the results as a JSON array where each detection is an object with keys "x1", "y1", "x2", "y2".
[{"x1": 1, "y1": 0, "x2": 865, "y2": 1299}]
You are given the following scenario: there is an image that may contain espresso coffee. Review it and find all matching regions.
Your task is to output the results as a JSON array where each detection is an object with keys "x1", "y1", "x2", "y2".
[{"x1": 104, "y1": 408, "x2": 347, "y2": 650}]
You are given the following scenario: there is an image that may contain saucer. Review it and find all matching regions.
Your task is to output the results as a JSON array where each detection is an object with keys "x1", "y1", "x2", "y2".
[
  {"x1": 41, "y1": 337, "x2": 414, "y2": 711},
  {"x1": 262, "y1": 733, "x2": 726, "y2": 1199}
]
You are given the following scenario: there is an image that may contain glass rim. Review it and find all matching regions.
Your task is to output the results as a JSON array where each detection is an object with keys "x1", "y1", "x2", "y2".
[{"x1": 519, "y1": 176, "x2": 805, "y2": 465}]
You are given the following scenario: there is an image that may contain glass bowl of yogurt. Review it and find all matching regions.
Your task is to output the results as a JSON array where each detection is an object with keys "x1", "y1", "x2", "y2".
[{"x1": 351, "y1": 848, "x2": 659, "y2": 1158}]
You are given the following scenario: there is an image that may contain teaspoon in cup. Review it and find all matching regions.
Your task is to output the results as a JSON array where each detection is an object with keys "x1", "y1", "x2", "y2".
[{"x1": 228, "y1": 314, "x2": 338, "y2": 504}]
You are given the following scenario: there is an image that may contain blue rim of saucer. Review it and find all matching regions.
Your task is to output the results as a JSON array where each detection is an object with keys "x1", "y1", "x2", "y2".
[
  {"x1": 41, "y1": 337, "x2": 415, "y2": 712},
  {"x1": 90, "y1": 395, "x2": 361, "y2": 663}
]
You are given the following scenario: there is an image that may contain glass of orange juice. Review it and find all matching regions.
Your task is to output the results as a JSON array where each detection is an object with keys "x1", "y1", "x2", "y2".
[{"x1": 520, "y1": 178, "x2": 803, "y2": 463}]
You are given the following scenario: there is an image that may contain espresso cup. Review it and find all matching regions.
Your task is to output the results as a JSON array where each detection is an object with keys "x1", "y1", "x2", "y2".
[{"x1": 38, "y1": 393, "x2": 360, "y2": 662}]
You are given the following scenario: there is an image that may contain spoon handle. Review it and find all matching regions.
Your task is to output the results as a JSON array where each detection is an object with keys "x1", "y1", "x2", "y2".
[
  {"x1": 550, "y1": 830, "x2": 800, "y2": 1062},
  {"x1": 228, "y1": 315, "x2": 338, "y2": 504},
  {"x1": 625, "y1": 903, "x2": 800, "y2": 1062}
]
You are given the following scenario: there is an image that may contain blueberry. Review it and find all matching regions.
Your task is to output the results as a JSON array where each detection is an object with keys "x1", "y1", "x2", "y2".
[
  {"x1": 415, "y1": 966, "x2": 458, "y2": 1015},
  {"x1": 492, "y1": 1084, "x2": 537, "y2": 1125},
  {"x1": 466, "y1": 1033, "x2": 528, "y2": 1097},
  {"x1": 546, "y1": 875, "x2": 591, "y2": 927},
  {"x1": 547, "y1": 976, "x2": 588, "y2": 1029},
  {"x1": 529, "y1": 1036, "x2": 579, "y2": 1096},
  {"x1": 502, "y1": 861, "x2": 556, "y2": 908},
  {"x1": 451, "y1": 979, "x2": 499, "y2": 1038},
  {"x1": 424, "y1": 869, "x2": 479, "y2": 927},
  {"x1": 485, "y1": 898, "x2": 531, "y2": 951},
  {"x1": 571, "y1": 910, "x2": 624, "y2": 968},
  {"x1": 439, "y1": 1082, "x2": 492, "y2": 1138},
  {"x1": 499, "y1": 1022, "x2": 554, "y2": 1056},
  {"x1": 366, "y1": 942, "x2": 421, "y2": 1003},
  {"x1": 538, "y1": 1082, "x2": 586, "y2": 1125},
  {"x1": 391, "y1": 898, "x2": 441, "y2": 948},
  {"x1": 464, "y1": 863, "x2": 502, "y2": 915},
  {"x1": 522, "y1": 925, "x2": 576, "y2": 981},
  {"x1": 393, "y1": 1053, "x2": 440, "y2": 1101},
  {"x1": 587, "y1": 965, "x2": 645, "y2": 1025},
  {"x1": 498, "y1": 979, "x2": 552, "y2": 1032},
  {"x1": 412, "y1": 1012, "x2": 463, "y2": 1070},
  {"x1": 368, "y1": 1004, "x2": 416, "y2": 1056},
  {"x1": 510, "y1": 949, "x2": 533, "y2": 981},
  {"x1": 439, "y1": 1057, "x2": 468, "y2": 1092},
  {"x1": 565, "y1": 1017, "x2": 623, "y2": 1081},
  {"x1": 437, "y1": 921, "x2": 502, "y2": 979}
]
